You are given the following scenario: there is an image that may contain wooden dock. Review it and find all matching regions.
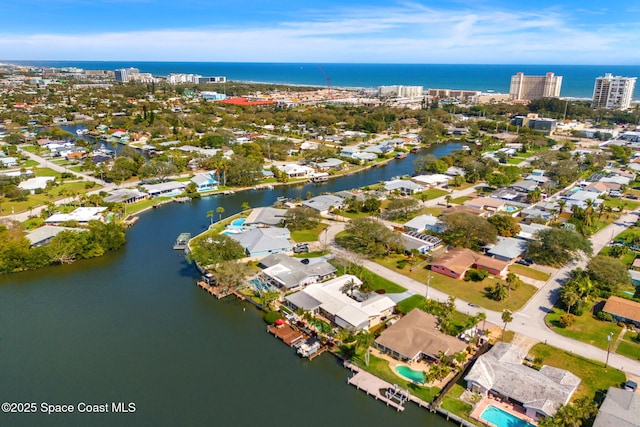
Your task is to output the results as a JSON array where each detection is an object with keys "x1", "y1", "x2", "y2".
[
  {"x1": 344, "y1": 362, "x2": 407, "y2": 412},
  {"x1": 267, "y1": 324, "x2": 305, "y2": 347},
  {"x1": 308, "y1": 346, "x2": 328, "y2": 360},
  {"x1": 196, "y1": 280, "x2": 231, "y2": 299},
  {"x1": 173, "y1": 232, "x2": 191, "y2": 250}
]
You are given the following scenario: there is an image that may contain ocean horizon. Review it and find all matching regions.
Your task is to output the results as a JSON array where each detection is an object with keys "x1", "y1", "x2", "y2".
[{"x1": 4, "y1": 60, "x2": 640, "y2": 99}]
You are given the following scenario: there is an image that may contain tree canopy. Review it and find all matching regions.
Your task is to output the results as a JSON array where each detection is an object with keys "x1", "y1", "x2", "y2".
[
  {"x1": 336, "y1": 217, "x2": 403, "y2": 257},
  {"x1": 526, "y1": 228, "x2": 592, "y2": 267},
  {"x1": 440, "y1": 212, "x2": 497, "y2": 249}
]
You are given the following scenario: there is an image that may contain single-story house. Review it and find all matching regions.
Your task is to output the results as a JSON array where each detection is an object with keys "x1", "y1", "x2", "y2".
[
  {"x1": 602, "y1": 296, "x2": 640, "y2": 327},
  {"x1": 463, "y1": 197, "x2": 506, "y2": 213},
  {"x1": 629, "y1": 269, "x2": 640, "y2": 287},
  {"x1": 486, "y1": 237, "x2": 527, "y2": 262},
  {"x1": 404, "y1": 214, "x2": 446, "y2": 234},
  {"x1": 229, "y1": 227, "x2": 292, "y2": 257},
  {"x1": 284, "y1": 275, "x2": 395, "y2": 331},
  {"x1": 593, "y1": 387, "x2": 640, "y2": 427},
  {"x1": 375, "y1": 309, "x2": 467, "y2": 362},
  {"x1": 244, "y1": 207, "x2": 287, "y2": 227},
  {"x1": 258, "y1": 253, "x2": 336, "y2": 291},
  {"x1": 25, "y1": 225, "x2": 87, "y2": 247},
  {"x1": 18, "y1": 176, "x2": 55, "y2": 193},
  {"x1": 583, "y1": 182, "x2": 609, "y2": 196},
  {"x1": 364, "y1": 144, "x2": 393, "y2": 155},
  {"x1": 465, "y1": 342, "x2": 581, "y2": 420},
  {"x1": 45, "y1": 207, "x2": 108, "y2": 224},
  {"x1": 314, "y1": 158, "x2": 344, "y2": 171},
  {"x1": 510, "y1": 180, "x2": 539, "y2": 193},
  {"x1": 103, "y1": 189, "x2": 148, "y2": 204},
  {"x1": 279, "y1": 164, "x2": 315, "y2": 178},
  {"x1": 432, "y1": 248, "x2": 508, "y2": 279},
  {"x1": 141, "y1": 181, "x2": 187, "y2": 197},
  {"x1": 0, "y1": 157, "x2": 18, "y2": 167},
  {"x1": 518, "y1": 223, "x2": 551, "y2": 241},
  {"x1": 442, "y1": 205, "x2": 489, "y2": 217},
  {"x1": 521, "y1": 207, "x2": 554, "y2": 222},
  {"x1": 401, "y1": 232, "x2": 443, "y2": 255},
  {"x1": 190, "y1": 172, "x2": 218, "y2": 192},
  {"x1": 383, "y1": 179, "x2": 424, "y2": 195},
  {"x1": 411, "y1": 174, "x2": 451, "y2": 187},
  {"x1": 301, "y1": 194, "x2": 345, "y2": 215}
]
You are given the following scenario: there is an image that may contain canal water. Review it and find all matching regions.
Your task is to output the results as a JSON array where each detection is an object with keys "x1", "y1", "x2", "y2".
[{"x1": 0, "y1": 144, "x2": 460, "y2": 426}]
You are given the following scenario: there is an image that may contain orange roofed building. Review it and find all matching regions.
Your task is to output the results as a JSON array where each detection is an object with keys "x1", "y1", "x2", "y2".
[
  {"x1": 219, "y1": 97, "x2": 276, "y2": 106},
  {"x1": 432, "y1": 248, "x2": 508, "y2": 279}
]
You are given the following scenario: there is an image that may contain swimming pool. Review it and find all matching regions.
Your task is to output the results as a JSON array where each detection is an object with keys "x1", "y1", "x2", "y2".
[
  {"x1": 231, "y1": 218, "x2": 246, "y2": 227},
  {"x1": 480, "y1": 405, "x2": 535, "y2": 427},
  {"x1": 504, "y1": 206, "x2": 518, "y2": 213},
  {"x1": 394, "y1": 365, "x2": 425, "y2": 383},
  {"x1": 249, "y1": 278, "x2": 272, "y2": 292}
]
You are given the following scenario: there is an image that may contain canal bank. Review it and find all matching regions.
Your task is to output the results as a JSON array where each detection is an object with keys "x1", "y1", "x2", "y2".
[{"x1": 0, "y1": 144, "x2": 462, "y2": 426}]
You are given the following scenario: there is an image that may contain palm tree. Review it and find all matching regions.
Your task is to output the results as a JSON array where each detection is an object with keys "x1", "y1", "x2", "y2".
[
  {"x1": 241, "y1": 202, "x2": 250, "y2": 212},
  {"x1": 501, "y1": 309, "x2": 513, "y2": 342},
  {"x1": 505, "y1": 272, "x2": 522, "y2": 297},
  {"x1": 557, "y1": 200, "x2": 566, "y2": 218},
  {"x1": 216, "y1": 206, "x2": 225, "y2": 221},
  {"x1": 477, "y1": 312, "x2": 487, "y2": 334},
  {"x1": 206, "y1": 210, "x2": 214, "y2": 225},
  {"x1": 444, "y1": 194, "x2": 452, "y2": 207}
]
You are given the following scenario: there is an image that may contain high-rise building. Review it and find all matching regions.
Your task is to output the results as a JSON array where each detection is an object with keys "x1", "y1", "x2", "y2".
[
  {"x1": 591, "y1": 73, "x2": 637, "y2": 110},
  {"x1": 378, "y1": 85, "x2": 424, "y2": 98},
  {"x1": 114, "y1": 67, "x2": 140, "y2": 82},
  {"x1": 509, "y1": 72, "x2": 562, "y2": 101}
]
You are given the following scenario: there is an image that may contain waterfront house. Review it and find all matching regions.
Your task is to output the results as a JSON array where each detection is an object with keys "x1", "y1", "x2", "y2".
[
  {"x1": 602, "y1": 296, "x2": 640, "y2": 327},
  {"x1": 465, "y1": 342, "x2": 580, "y2": 420},
  {"x1": 593, "y1": 387, "x2": 640, "y2": 427},
  {"x1": 258, "y1": 253, "x2": 336, "y2": 292},
  {"x1": 26, "y1": 225, "x2": 87, "y2": 247},
  {"x1": 375, "y1": 309, "x2": 467, "y2": 362},
  {"x1": 190, "y1": 172, "x2": 218, "y2": 192},
  {"x1": 284, "y1": 275, "x2": 395, "y2": 331},
  {"x1": 313, "y1": 158, "x2": 344, "y2": 172},
  {"x1": 278, "y1": 163, "x2": 315, "y2": 179},
  {"x1": 404, "y1": 214, "x2": 446, "y2": 234},
  {"x1": 243, "y1": 207, "x2": 287, "y2": 227},
  {"x1": 229, "y1": 227, "x2": 292, "y2": 257},
  {"x1": 103, "y1": 189, "x2": 148, "y2": 204},
  {"x1": 301, "y1": 194, "x2": 345, "y2": 215},
  {"x1": 411, "y1": 174, "x2": 452, "y2": 188},
  {"x1": 45, "y1": 207, "x2": 108, "y2": 224},
  {"x1": 383, "y1": 179, "x2": 424, "y2": 195},
  {"x1": 141, "y1": 181, "x2": 187, "y2": 197}
]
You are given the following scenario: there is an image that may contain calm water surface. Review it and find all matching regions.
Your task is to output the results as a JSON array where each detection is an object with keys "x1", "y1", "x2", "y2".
[{"x1": 0, "y1": 145, "x2": 460, "y2": 426}]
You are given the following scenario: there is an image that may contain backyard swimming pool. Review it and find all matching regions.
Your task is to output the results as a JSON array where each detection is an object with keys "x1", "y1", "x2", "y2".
[
  {"x1": 504, "y1": 206, "x2": 518, "y2": 213},
  {"x1": 480, "y1": 405, "x2": 535, "y2": 427},
  {"x1": 231, "y1": 218, "x2": 246, "y2": 227},
  {"x1": 394, "y1": 365, "x2": 425, "y2": 383}
]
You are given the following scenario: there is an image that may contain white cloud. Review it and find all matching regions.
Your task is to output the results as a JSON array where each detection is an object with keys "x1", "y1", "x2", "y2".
[{"x1": 0, "y1": 3, "x2": 638, "y2": 64}]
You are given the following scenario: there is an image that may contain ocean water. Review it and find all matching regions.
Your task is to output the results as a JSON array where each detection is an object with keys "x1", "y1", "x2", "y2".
[{"x1": 6, "y1": 61, "x2": 640, "y2": 99}]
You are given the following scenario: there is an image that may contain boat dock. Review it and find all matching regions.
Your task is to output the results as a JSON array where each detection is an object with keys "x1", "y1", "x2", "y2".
[
  {"x1": 267, "y1": 324, "x2": 305, "y2": 347},
  {"x1": 344, "y1": 362, "x2": 408, "y2": 412},
  {"x1": 173, "y1": 233, "x2": 191, "y2": 250}
]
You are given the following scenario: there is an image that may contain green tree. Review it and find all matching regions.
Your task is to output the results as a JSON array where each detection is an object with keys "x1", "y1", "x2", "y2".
[
  {"x1": 385, "y1": 197, "x2": 421, "y2": 220},
  {"x1": 336, "y1": 217, "x2": 402, "y2": 257},
  {"x1": 488, "y1": 214, "x2": 521, "y2": 237},
  {"x1": 526, "y1": 228, "x2": 592, "y2": 267},
  {"x1": 501, "y1": 309, "x2": 513, "y2": 341},
  {"x1": 206, "y1": 210, "x2": 214, "y2": 225},
  {"x1": 284, "y1": 207, "x2": 321, "y2": 231},
  {"x1": 138, "y1": 160, "x2": 179, "y2": 182},
  {"x1": 216, "y1": 206, "x2": 225, "y2": 221},
  {"x1": 189, "y1": 233, "x2": 246, "y2": 267},
  {"x1": 586, "y1": 255, "x2": 630, "y2": 294},
  {"x1": 441, "y1": 212, "x2": 497, "y2": 249}
]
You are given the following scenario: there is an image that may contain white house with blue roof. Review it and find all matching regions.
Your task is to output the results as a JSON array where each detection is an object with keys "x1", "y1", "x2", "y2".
[{"x1": 190, "y1": 172, "x2": 218, "y2": 192}]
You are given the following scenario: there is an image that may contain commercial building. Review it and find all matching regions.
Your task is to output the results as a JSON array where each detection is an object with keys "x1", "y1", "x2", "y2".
[
  {"x1": 509, "y1": 72, "x2": 562, "y2": 101},
  {"x1": 378, "y1": 85, "x2": 424, "y2": 98},
  {"x1": 114, "y1": 67, "x2": 140, "y2": 82},
  {"x1": 591, "y1": 73, "x2": 637, "y2": 110}
]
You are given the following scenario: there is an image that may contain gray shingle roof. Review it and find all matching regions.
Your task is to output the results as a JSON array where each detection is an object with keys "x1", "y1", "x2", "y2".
[{"x1": 594, "y1": 387, "x2": 640, "y2": 427}]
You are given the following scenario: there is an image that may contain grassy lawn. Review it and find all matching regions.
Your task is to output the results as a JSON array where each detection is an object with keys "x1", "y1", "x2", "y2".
[
  {"x1": 333, "y1": 209, "x2": 374, "y2": 220},
  {"x1": 598, "y1": 246, "x2": 637, "y2": 266},
  {"x1": 506, "y1": 158, "x2": 525, "y2": 165},
  {"x1": 330, "y1": 261, "x2": 408, "y2": 294},
  {"x1": 34, "y1": 167, "x2": 62, "y2": 178},
  {"x1": 290, "y1": 223, "x2": 328, "y2": 243},
  {"x1": 22, "y1": 160, "x2": 39, "y2": 167},
  {"x1": 604, "y1": 198, "x2": 640, "y2": 211},
  {"x1": 293, "y1": 251, "x2": 329, "y2": 259},
  {"x1": 440, "y1": 383, "x2": 473, "y2": 420},
  {"x1": 545, "y1": 306, "x2": 623, "y2": 350},
  {"x1": 529, "y1": 343, "x2": 626, "y2": 401},
  {"x1": 397, "y1": 294, "x2": 426, "y2": 314},
  {"x1": 126, "y1": 197, "x2": 170, "y2": 215},
  {"x1": 508, "y1": 264, "x2": 551, "y2": 281},
  {"x1": 375, "y1": 255, "x2": 536, "y2": 311},
  {"x1": 415, "y1": 188, "x2": 449, "y2": 201},
  {"x1": 616, "y1": 330, "x2": 640, "y2": 360},
  {"x1": 421, "y1": 207, "x2": 444, "y2": 216},
  {"x1": 351, "y1": 352, "x2": 440, "y2": 403},
  {"x1": 449, "y1": 196, "x2": 473, "y2": 205}
]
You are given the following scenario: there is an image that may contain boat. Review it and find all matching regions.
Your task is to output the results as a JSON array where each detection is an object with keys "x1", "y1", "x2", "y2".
[
  {"x1": 76, "y1": 129, "x2": 89, "y2": 136},
  {"x1": 410, "y1": 147, "x2": 421, "y2": 153},
  {"x1": 173, "y1": 233, "x2": 191, "y2": 250},
  {"x1": 394, "y1": 152, "x2": 408, "y2": 160},
  {"x1": 310, "y1": 174, "x2": 329, "y2": 183}
]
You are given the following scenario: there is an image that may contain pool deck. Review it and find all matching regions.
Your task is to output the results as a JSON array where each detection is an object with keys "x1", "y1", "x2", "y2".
[{"x1": 471, "y1": 396, "x2": 538, "y2": 426}]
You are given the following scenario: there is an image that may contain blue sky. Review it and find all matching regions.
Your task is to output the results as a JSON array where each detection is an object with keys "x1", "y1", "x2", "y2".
[{"x1": 1, "y1": 0, "x2": 639, "y2": 64}]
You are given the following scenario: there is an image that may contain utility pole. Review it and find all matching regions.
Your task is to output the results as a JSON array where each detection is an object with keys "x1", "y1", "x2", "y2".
[{"x1": 605, "y1": 332, "x2": 614, "y2": 368}]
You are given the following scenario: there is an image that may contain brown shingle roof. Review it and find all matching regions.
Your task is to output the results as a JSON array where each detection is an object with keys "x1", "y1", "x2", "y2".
[
  {"x1": 375, "y1": 309, "x2": 467, "y2": 360},
  {"x1": 433, "y1": 248, "x2": 477, "y2": 275},
  {"x1": 603, "y1": 296, "x2": 640, "y2": 323}
]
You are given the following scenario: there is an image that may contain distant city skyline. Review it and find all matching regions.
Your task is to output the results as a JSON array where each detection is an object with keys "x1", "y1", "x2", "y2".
[{"x1": 1, "y1": 0, "x2": 639, "y2": 65}]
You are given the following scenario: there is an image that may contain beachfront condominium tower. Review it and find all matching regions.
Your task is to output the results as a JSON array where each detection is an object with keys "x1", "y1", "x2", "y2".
[
  {"x1": 509, "y1": 72, "x2": 562, "y2": 101},
  {"x1": 114, "y1": 67, "x2": 140, "y2": 82},
  {"x1": 591, "y1": 73, "x2": 637, "y2": 110}
]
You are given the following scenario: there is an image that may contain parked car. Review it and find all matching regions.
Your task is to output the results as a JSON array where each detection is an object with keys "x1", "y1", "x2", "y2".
[
  {"x1": 516, "y1": 259, "x2": 532, "y2": 266},
  {"x1": 293, "y1": 243, "x2": 309, "y2": 254},
  {"x1": 625, "y1": 380, "x2": 638, "y2": 392},
  {"x1": 626, "y1": 194, "x2": 639, "y2": 200}
]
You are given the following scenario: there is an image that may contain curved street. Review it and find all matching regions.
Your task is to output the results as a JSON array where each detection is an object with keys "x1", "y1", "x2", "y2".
[{"x1": 322, "y1": 206, "x2": 640, "y2": 378}]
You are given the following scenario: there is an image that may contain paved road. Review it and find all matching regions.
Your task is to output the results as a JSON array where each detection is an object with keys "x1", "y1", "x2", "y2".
[{"x1": 323, "y1": 213, "x2": 640, "y2": 378}]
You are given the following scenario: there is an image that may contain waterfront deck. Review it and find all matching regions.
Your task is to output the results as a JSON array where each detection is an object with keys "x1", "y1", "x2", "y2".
[
  {"x1": 173, "y1": 232, "x2": 191, "y2": 250},
  {"x1": 196, "y1": 280, "x2": 231, "y2": 299},
  {"x1": 267, "y1": 324, "x2": 305, "y2": 346},
  {"x1": 344, "y1": 362, "x2": 407, "y2": 412}
]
